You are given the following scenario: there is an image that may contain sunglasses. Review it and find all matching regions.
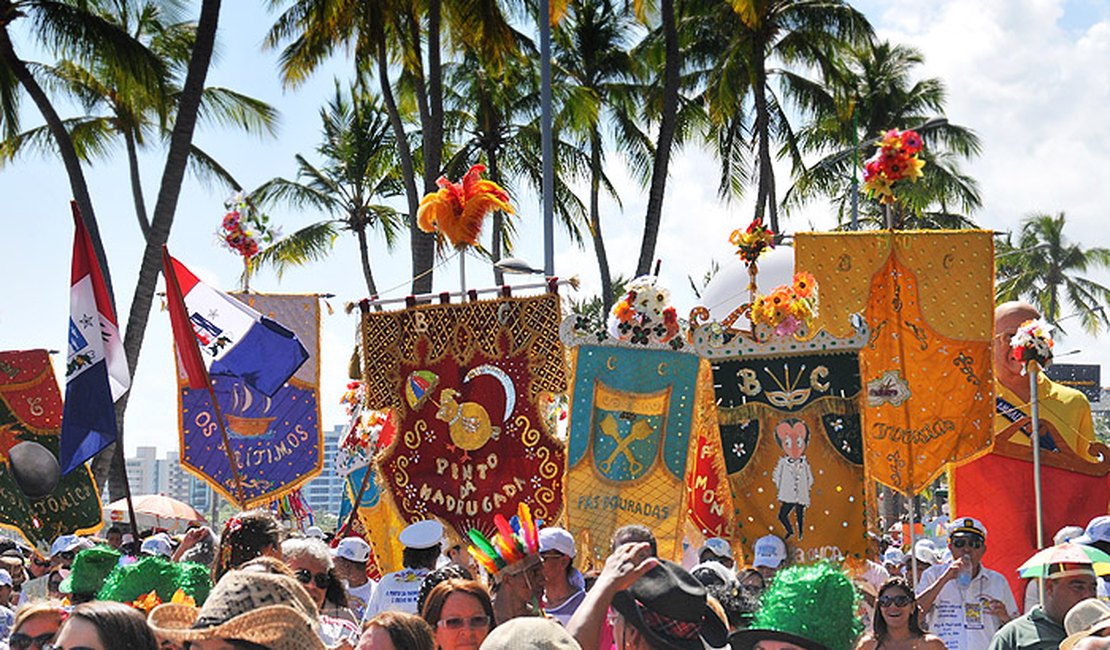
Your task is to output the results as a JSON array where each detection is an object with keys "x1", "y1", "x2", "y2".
[
  {"x1": 32, "y1": 559, "x2": 50, "y2": 568},
  {"x1": 878, "y1": 594, "x2": 913, "y2": 608},
  {"x1": 44, "y1": 646, "x2": 95, "y2": 650},
  {"x1": 294, "y1": 569, "x2": 330, "y2": 589},
  {"x1": 57, "y1": 552, "x2": 74, "y2": 561},
  {"x1": 10, "y1": 632, "x2": 54, "y2": 650},
  {"x1": 438, "y1": 615, "x2": 490, "y2": 630},
  {"x1": 952, "y1": 538, "x2": 983, "y2": 550}
]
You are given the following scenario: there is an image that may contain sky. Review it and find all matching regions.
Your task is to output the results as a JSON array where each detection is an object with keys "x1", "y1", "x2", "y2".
[{"x1": 2, "y1": 0, "x2": 1109, "y2": 457}]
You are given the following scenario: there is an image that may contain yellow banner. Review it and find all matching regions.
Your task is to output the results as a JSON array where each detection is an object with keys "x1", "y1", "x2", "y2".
[{"x1": 796, "y1": 231, "x2": 995, "y2": 494}]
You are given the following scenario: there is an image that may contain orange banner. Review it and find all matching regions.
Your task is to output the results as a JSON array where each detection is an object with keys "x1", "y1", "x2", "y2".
[{"x1": 796, "y1": 231, "x2": 995, "y2": 494}]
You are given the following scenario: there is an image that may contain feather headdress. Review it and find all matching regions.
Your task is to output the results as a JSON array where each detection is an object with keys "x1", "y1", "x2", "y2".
[
  {"x1": 467, "y1": 502, "x2": 541, "y2": 578},
  {"x1": 416, "y1": 164, "x2": 514, "y2": 249}
]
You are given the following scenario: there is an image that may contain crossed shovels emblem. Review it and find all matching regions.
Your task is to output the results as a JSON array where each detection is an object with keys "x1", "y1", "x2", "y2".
[{"x1": 598, "y1": 413, "x2": 654, "y2": 475}]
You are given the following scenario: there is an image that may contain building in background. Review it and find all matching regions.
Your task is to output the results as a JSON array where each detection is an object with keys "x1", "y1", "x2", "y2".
[{"x1": 300, "y1": 424, "x2": 344, "y2": 518}]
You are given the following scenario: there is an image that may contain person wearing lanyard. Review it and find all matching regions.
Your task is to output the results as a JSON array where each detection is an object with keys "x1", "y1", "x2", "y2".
[{"x1": 916, "y1": 517, "x2": 1019, "y2": 650}]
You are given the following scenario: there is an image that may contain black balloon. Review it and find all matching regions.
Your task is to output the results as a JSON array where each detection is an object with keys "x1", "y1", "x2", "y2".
[{"x1": 9, "y1": 441, "x2": 61, "y2": 498}]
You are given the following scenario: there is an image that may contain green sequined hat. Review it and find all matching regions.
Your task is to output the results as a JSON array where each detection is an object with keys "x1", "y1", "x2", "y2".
[
  {"x1": 97, "y1": 555, "x2": 212, "y2": 606},
  {"x1": 729, "y1": 561, "x2": 861, "y2": 650}
]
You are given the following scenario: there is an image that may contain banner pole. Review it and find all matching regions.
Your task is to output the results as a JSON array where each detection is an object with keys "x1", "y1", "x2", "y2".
[
  {"x1": 205, "y1": 379, "x2": 248, "y2": 508},
  {"x1": 1030, "y1": 362, "x2": 1045, "y2": 603},
  {"x1": 339, "y1": 467, "x2": 373, "y2": 539},
  {"x1": 113, "y1": 439, "x2": 140, "y2": 540}
]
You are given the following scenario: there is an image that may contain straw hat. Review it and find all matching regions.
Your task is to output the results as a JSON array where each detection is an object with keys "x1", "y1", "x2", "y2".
[
  {"x1": 1062, "y1": 598, "x2": 1110, "y2": 650},
  {"x1": 147, "y1": 568, "x2": 325, "y2": 650}
]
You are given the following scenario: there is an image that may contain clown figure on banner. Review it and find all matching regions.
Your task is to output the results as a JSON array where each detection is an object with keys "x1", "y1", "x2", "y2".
[{"x1": 772, "y1": 419, "x2": 814, "y2": 541}]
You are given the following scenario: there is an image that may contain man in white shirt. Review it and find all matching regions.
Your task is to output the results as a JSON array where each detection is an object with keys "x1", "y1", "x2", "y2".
[
  {"x1": 332, "y1": 536, "x2": 378, "y2": 621},
  {"x1": 916, "y1": 517, "x2": 1019, "y2": 650},
  {"x1": 362, "y1": 520, "x2": 442, "y2": 621}
]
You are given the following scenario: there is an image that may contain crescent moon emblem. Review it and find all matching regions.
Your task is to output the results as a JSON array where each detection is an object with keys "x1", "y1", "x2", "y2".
[
  {"x1": 943, "y1": 254, "x2": 955, "y2": 269},
  {"x1": 464, "y1": 364, "x2": 517, "y2": 421},
  {"x1": 658, "y1": 362, "x2": 668, "y2": 376},
  {"x1": 606, "y1": 356, "x2": 617, "y2": 371}
]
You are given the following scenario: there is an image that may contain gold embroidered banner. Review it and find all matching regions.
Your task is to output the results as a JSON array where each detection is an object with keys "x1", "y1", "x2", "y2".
[
  {"x1": 562, "y1": 343, "x2": 713, "y2": 564},
  {"x1": 360, "y1": 293, "x2": 567, "y2": 542},
  {"x1": 796, "y1": 231, "x2": 995, "y2": 494},
  {"x1": 704, "y1": 344, "x2": 870, "y2": 564}
]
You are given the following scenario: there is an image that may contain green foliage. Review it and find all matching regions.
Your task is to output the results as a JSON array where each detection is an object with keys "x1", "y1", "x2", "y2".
[
  {"x1": 784, "y1": 40, "x2": 982, "y2": 229},
  {"x1": 996, "y1": 212, "x2": 1110, "y2": 335}
]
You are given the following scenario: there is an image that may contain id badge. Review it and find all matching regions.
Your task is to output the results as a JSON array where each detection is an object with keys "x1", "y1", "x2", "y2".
[{"x1": 964, "y1": 601, "x2": 984, "y2": 630}]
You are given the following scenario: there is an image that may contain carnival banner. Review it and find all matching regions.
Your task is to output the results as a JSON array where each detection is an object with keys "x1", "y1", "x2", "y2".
[
  {"x1": 176, "y1": 294, "x2": 322, "y2": 507},
  {"x1": 561, "y1": 277, "x2": 731, "y2": 564},
  {"x1": 0, "y1": 350, "x2": 102, "y2": 546},
  {"x1": 360, "y1": 292, "x2": 567, "y2": 541},
  {"x1": 796, "y1": 231, "x2": 995, "y2": 494},
  {"x1": 691, "y1": 320, "x2": 871, "y2": 565},
  {"x1": 338, "y1": 465, "x2": 406, "y2": 579}
]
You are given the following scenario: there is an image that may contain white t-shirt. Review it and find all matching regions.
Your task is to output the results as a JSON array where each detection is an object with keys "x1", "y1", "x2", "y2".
[
  {"x1": 362, "y1": 568, "x2": 429, "y2": 622},
  {"x1": 346, "y1": 579, "x2": 377, "y2": 622},
  {"x1": 917, "y1": 563, "x2": 1019, "y2": 650}
]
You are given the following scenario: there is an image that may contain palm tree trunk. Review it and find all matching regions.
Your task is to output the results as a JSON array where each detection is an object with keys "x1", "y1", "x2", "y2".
[
  {"x1": 410, "y1": 0, "x2": 444, "y2": 295},
  {"x1": 635, "y1": 0, "x2": 679, "y2": 277},
  {"x1": 488, "y1": 147, "x2": 505, "y2": 286},
  {"x1": 753, "y1": 59, "x2": 776, "y2": 232},
  {"x1": 355, "y1": 225, "x2": 379, "y2": 298},
  {"x1": 0, "y1": 30, "x2": 115, "y2": 302},
  {"x1": 125, "y1": 129, "x2": 151, "y2": 240},
  {"x1": 375, "y1": 33, "x2": 419, "y2": 244},
  {"x1": 109, "y1": 0, "x2": 222, "y2": 495},
  {"x1": 590, "y1": 128, "x2": 613, "y2": 314}
]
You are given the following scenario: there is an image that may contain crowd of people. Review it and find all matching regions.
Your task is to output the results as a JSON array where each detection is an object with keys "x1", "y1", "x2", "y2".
[{"x1": 0, "y1": 507, "x2": 1106, "y2": 650}]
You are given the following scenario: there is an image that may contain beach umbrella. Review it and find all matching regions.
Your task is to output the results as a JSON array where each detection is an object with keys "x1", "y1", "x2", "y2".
[
  {"x1": 105, "y1": 494, "x2": 205, "y2": 532},
  {"x1": 405, "y1": 370, "x2": 439, "y2": 410}
]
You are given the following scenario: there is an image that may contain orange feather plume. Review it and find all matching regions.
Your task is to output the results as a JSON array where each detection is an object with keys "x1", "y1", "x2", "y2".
[{"x1": 416, "y1": 164, "x2": 514, "y2": 248}]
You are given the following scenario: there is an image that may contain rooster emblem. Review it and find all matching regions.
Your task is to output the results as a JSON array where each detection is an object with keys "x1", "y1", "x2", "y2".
[{"x1": 433, "y1": 364, "x2": 517, "y2": 461}]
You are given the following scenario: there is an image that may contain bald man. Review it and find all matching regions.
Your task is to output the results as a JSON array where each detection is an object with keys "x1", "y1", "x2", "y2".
[{"x1": 994, "y1": 301, "x2": 1098, "y2": 463}]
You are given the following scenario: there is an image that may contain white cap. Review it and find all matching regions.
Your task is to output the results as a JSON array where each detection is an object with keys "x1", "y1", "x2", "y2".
[
  {"x1": 140, "y1": 533, "x2": 173, "y2": 558},
  {"x1": 1075, "y1": 516, "x2": 1110, "y2": 546},
  {"x1": 538, "y1": 527, "x2": 576, "y2": 559},
  {"x1": 698, "y1": 537, "x2": 733, "y2": 561},
  {"x1": 753, "y1": 535, "x2": 787, "y2": 569},
  {"x1": 0, "y1": 569, "x2": 11, "y2": 587},
  {"x1": 399, "y1": 520, "x2": 443, "y2": 550},
  {"x1": 333, "y1": 537, "x2": 372, "y2": 563},
  {"x1": 948, "y1": 517, "x2": 987, "y2": 540},
  {"x1": 691, "y1": 561, "x2": 736, "y2": 587},
  {"x1": 882, "y1": 547, "x2": 905, "y2": 566},
  {"x1": 50, "y1": 534, "x2": 83, "y2": 557},
  {"x1": 305, "y1": 526, "x2": 324, "y2": 540},
  {"x1": 907, "y1": 540, "x2": 938, "y2": 565},
  {"x1": 1055, "y1": 525, "x2": 1087, "y2": 546}
]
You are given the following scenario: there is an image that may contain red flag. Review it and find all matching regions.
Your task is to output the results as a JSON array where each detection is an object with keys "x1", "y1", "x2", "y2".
[{"x1": 161, "y1": 246, "x2": 209, "y2": 390}]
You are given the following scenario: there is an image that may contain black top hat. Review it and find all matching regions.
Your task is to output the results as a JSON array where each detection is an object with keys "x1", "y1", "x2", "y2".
[{"x1": 611, "y1": 560, "x2": 729, "y2": 650}]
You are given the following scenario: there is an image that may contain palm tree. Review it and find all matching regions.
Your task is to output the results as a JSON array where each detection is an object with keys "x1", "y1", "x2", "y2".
[
  {"x1": 266, "y1": 0, "x2": 522, "y2": 294},
  {"x1": 250, "y1": 86, "x2": 406, "y2": 298},
  {"x1": 107, "y1": 0, "x2": 225, "y2": 498},
  {"x1": 0, "y1": 0, "x2": 166, "y2": 299},
  {"x1": 554, "y1": 0, "x2": 644, "y2": 313},
  {"x1": 442, "y1": 47, "x2": 588, "y2": 285},
  {"x1": 686, "y1": 0, "x2": 873, "y2": 234},
  {"x1": 1, "y1": 1, "x2": 278, "y2": 239},
  {"x1": 996, "y1": 212, "x2": 1110, "y2": 335},
  {"x1": 783, "y1": 40, "x2": 981, "y2": 228}
]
